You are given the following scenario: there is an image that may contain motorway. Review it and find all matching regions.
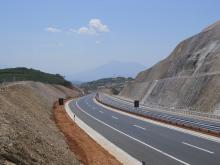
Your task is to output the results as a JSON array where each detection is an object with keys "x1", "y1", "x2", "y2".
[
  {"x1": 69, "y1": 94, "x2": 220, "y2": 165},
  {"x1": 98, "y1": 93, "x2": 220, "y2": 133}
]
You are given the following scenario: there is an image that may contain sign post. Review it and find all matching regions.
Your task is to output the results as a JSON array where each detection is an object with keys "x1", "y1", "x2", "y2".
[
  {"x1": 58, "y1": 98, "x2": 64, "y2": 105},
  {"x1": 134, "y1": 100, "x2": 139, "y2": 108}
]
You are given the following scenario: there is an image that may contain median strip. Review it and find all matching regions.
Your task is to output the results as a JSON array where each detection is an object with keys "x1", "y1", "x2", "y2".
[
  {"x1": 96, "y1": 95, "x2": 220, "y2": 137},
  {"x1": 94, "y1": 97, "x2": 220, "y2": 144}
]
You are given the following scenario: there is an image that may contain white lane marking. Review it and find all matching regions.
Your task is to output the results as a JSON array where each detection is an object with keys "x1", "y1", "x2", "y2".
[
  {"x1": 66, "y1": 100, "x2": 141, "y2": 165},
  {"x1": 133, "y1": 125, "x2": 146, "y2": 130},
  {"x1": 107, "y1": 94, "x2": 220, "y2": 126},
  {"x1": 99, "y1": 111, "x2": 104, "y2": 114},
  {"x1": 112, "y1": 116, "x2": 119, "y2": 120},
  {"x1": 94, "y1": 98, "x2": 220, "y2": 144},
  {"x1": 182, "y1": 142, "x2": 214, "y2": 154},
  {"x1": 76, "y1": 101, "x2": 190, "y2": 165}
]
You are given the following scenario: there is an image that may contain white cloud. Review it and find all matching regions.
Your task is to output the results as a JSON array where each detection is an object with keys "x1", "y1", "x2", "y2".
[
  {"x1": 71, "y1": 18, "x2": 110, "y2": 35},
  {"x1": 89, "y1": 19, "x2": 109, "y2": 32},
  {"x1": 45, "y1": 27, "x2": 62, "y2": 33},
  {"x1": 45, "y1": 18, "x2": 109, "y2": 36},
  {"x1": 78, "y1": 27, "x2": 91, "y2": 34}
]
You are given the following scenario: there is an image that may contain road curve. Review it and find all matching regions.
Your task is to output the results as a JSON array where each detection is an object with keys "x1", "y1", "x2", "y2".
[
  {"x1": 98, "y1": 93, "x2": 220, "y2": 134},
  {"x1": 68, "y1": 94, "x2": 220, "y2": 165}
]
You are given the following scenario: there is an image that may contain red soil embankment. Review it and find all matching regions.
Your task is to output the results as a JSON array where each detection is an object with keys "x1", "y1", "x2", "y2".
[{"x1": 53, "y1": 101, "x2": 122, "y2": 165}]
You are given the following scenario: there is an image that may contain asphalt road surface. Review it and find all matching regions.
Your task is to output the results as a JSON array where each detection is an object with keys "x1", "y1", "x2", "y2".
[
  {"x1": 98, "y1": 94, "x2": 220, "y2": 133},
  {"x1": 69, "y1": 94, "x2": 220, "y2": 165}
]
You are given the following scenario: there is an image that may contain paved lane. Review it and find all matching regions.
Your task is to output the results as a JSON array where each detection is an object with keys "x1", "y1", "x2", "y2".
[
  {"x1": 99, "y1": 94, "x2": 220, "y2": 133},
  {"x1": 69, "y1": 94, "x2": 220, "y2": 165}
]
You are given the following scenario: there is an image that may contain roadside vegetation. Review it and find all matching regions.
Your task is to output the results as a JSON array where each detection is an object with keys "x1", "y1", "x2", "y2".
[{"x1": 0, "y1": 67, "x2": 72, "y2": 87}]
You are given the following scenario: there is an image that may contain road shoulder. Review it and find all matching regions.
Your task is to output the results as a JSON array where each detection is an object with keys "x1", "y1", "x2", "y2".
[{"x1": 53, "y1": 100, "x2": 122, "y2": 165}]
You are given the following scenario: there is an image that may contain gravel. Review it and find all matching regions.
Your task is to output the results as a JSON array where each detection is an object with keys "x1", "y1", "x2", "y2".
[{"x1": 0, "y1": 81, "x2": 81, "y2": 165}]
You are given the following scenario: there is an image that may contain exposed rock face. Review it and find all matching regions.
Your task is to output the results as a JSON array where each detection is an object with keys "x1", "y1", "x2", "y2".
[{"x1": 120, "y1": 20, "x2": 220, "y2": 114}]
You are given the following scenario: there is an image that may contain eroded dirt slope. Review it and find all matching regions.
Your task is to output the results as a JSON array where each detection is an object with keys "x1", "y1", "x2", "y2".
[{"x1": 0, "y1": 81, "x2": 81, "y2": 165}]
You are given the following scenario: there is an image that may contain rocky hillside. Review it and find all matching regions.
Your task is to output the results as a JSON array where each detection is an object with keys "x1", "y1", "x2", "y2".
[
  {"x1": 120, "y1": 20, "x2": 220, "y2": 114},
  {"x1": 0, "y1": 81, "x2": 81, "y2": 165}
]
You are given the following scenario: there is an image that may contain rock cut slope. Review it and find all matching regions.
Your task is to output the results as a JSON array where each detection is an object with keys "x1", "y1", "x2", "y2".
[{"x1": 120, "y1": 20, "x2": 220, "y2": 114}]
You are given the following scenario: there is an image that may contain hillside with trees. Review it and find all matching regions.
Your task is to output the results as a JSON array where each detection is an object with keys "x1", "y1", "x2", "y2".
[
  {"x1": 80, "y1": 77, "x2": 133, "y2": 94},
  {"x1": 0, "y1": 67, "x2": 72, "y2": 87}
]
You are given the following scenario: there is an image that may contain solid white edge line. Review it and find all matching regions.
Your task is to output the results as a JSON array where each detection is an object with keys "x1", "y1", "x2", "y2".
[
  {"x1": 75, "y1": 100, "x2": 190, "y2": 165},
  {"x1": 182, "y1": 142, "x2": 214, "y2": 154},
  {"x1": 65, "y1": 99, "x2": 142, "y2": 165},
  {"x1": 94, "y1": 98, "x2": 220, "y2": 144},
  {"x1": 133, "y1": 125, "x2": 146, "y2": 130}
]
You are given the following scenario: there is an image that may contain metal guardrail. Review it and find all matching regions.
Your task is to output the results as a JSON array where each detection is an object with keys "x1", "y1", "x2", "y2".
[
  {"x1": 108, "y1": 94, "x2": 220, "y2": 121},
  {"x1": 96, "y1": 93, "x2": 220, "y2": 135}
]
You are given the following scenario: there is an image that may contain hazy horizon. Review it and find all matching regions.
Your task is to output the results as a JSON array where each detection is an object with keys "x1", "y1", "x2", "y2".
[
  {"x1": 68, "y1": 61, "x2": 146, "y2": 82},
  {"x1": 1, "y1": 0, "x2": 220, "y2": 78}
]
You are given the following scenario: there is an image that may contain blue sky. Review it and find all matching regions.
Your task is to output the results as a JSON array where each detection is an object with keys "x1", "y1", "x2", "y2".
[{"x1": 0, "y1": 0, "x2": 220, "y2": 77}]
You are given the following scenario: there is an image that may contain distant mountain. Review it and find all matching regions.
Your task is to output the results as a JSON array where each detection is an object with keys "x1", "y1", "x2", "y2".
[
  {"x1": 80, "y1": 77, "x2": 133, "y2": 94},
  {"x1": 0, "y1": 67, "x2": 72, "y2": 87},
  {"x1": 71, "y1": 61, "x2": 146, "y2": 82},
  {"x1": 71, "y1": 80, "x2": 83, "y2": 85}
]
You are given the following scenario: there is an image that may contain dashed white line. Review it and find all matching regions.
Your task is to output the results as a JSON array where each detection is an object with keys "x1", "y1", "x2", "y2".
[
  {"x1": 99, "y1": 111, "x2": 104, "y2": 114},
  {"x1": 112, "y1": 116, "x2": 119, "y2": 120},
  {"x1": 182, "y1": 142, "x2": 214, "y2": 154},
  {"x1": 94, "y1": 98, "x2": 220, "y2": 144},
  {"x1": 133, "y1": 125, "x2": 146, "y2": 130},
  {"x1": 76, "y1": 101, "x2": 190, "y2": 165}
]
